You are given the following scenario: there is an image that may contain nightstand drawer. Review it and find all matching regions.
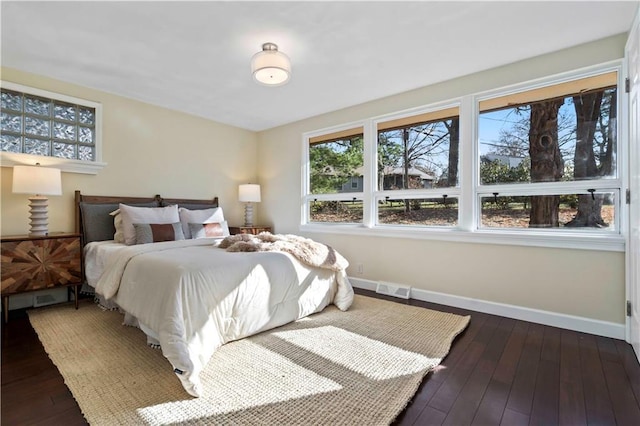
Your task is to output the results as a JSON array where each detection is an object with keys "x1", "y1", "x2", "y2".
[
  {"x1": 1, "y1": 236, "x2": 81, "y2": 295},
  {"x1": 1, "y1": 233, "x2": 82, "y2": 322}
]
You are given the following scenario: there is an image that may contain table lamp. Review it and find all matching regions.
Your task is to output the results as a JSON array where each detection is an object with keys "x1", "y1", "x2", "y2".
[
  {"x1": 238, "y1": 184, "x2": 261, "y2": 227},
  {"x1": 12, "y1": 164, "x2": 62, "y2": 236}
]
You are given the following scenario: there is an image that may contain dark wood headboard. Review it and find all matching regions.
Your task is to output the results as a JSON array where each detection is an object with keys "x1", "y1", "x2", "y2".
[{"x1": 74, "y1": 190, "x2": 219, "y2": 244}]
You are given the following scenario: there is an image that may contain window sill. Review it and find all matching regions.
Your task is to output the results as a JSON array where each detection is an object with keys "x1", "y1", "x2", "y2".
[
  {"x1": 299, "y1": 223, "x2": 625, "y2": 252},
  {"x1": 0, "y1": 152, "x2": 106, "y2": 175}
]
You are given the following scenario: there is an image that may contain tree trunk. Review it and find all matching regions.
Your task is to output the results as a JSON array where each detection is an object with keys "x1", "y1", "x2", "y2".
[
  {"x1": 447, "y1": 118, "x2": 459, "y2": 187},
  {"x1": 567, "y1": 193, "x2": 607, "y2": 228},
  {"x1": 529, "y1": 100, "x2": 564, "y2": 227},
  {"x1": 530, "y1": 195, "x2": 561, "y2": 228},
  {"x1": 565, "y1": 91, "x2": 607, "y2": 227},
  {"x1": 572, "y1": 92, "x2": 602, "y2": 179},
  {"x1": 600, "y1": 90, "x2": 616, "y2": 177}
]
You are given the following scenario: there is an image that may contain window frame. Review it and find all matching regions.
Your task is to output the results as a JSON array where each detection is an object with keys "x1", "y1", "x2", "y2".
[
  {"x1": 0, "y1": 81, "x2": 106, "y2": 174},
  {"x1": 373, "y1": 101, "x2": 462, "y2": 228},
  {"x1": 302, "y1": 121, "x2": 367, "y2": 225},
  {"x1": 301, "y1": 61, "x2": 626, "y2": 252}
]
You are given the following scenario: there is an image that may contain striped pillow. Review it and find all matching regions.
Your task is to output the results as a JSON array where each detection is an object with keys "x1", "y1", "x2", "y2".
[{"x1": 133, "y1": 222, "x2": 185, "y2": 244}]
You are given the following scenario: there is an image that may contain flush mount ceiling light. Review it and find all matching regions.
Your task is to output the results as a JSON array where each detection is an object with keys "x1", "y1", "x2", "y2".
[{"x1": 251, "y1": 42, "x2": 291, "y2": 86}]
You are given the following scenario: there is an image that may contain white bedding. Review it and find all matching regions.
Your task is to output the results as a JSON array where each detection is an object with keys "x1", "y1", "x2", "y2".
[
  {"x1": 84, "y1": 240, "x2": 127, "y2": 288},
  {"x1": 87, "y1": 238, "x2": 354, "y2": 397}
]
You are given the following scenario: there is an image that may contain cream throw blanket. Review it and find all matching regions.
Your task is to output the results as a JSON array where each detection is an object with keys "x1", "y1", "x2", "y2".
[{"x1": 219, "y1": 232, "x2": 349, "y2": 272}]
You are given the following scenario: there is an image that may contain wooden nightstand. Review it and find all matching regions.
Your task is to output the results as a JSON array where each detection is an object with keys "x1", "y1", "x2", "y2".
[
  {"x1": 1, "y1": 233, "x2": 82, "y2": 323},
  {"x1": 229, "y1": 226, "x2": 273, "y2": 235}
]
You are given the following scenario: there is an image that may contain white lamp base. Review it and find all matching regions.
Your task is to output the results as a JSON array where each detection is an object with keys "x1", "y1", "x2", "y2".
[
  {"x1": 28, "y1": 195, "x2": 49, "y2": 236},
  {"x1": 244, "y1": 203, "x2": 254, "y2": 227}
]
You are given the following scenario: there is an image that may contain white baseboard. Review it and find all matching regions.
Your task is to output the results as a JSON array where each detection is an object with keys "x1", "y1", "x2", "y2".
[
  {"x1": 348, "y1": 277, "x2": 625, "y2": 340},
  {"x1": 350, "y1": 278, "x2": 378, "y2": 292}
]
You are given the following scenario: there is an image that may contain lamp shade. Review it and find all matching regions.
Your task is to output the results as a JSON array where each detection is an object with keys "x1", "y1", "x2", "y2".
[
  {"x1": 238, "y1": 184, "x2": 261, "y2": 203},
  {"x1": 251, "y1": 42, "x2": 291, "y2": 86},
  {"x1": 12, "y1": 165, "x2": 62, "y2": 196}
]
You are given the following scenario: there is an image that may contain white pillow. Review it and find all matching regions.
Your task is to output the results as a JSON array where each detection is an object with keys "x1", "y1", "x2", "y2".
[
  {"x1": 119, "y1": 204, "x2": 180, "y2": 245},
  {"x1": 110, "y1": 209, "x2": 125, "y2": 244},
  {"x1": 178, "y1": 207, "x2": 225, "y2": 239}
]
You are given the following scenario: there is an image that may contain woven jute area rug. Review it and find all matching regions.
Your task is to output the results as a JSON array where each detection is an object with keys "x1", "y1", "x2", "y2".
[{"x1": 29, "y1": 294, "x2": 469, "y2": 425}]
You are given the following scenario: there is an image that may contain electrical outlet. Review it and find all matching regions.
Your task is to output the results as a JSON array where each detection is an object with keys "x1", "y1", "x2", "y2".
[{"x1": 357, "y1": 263, "x2": 364, "y2": 274}]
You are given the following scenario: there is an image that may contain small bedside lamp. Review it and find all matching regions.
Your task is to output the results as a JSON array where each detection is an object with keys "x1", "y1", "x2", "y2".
[
  {"x1": 12, "y1": 164, "x2": 62, "y2": 236},
  {"x1": 238, "y1": 184, "x2": 261, "y2": 227}
]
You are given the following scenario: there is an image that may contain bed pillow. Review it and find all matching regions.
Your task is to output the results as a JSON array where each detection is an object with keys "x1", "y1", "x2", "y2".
[
  {"x1": 79, "y1": 201, "x2": 158, "y2": 244},
  {"x1": 110, "y1": 209, "x2": 125, "y2": 243},
  {"x1": 189, "y1": 221, "x2": 230, "y2": 239},
  {"x1": 133, "y1": 222, "x2": 185, "y2": 244},
  {"x1": 119, "y1": 203, "x2": 180, "y2": 245},
  {"x1": 178, "y1": 207, "x2": 225, "y2": 239}
]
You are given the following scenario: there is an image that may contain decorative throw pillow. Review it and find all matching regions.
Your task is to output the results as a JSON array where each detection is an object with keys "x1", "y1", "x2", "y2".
[
  {"x1": 110, "y1": 209, "x2": 125, "y2": 244},
  {"x1": 119, "y1": 204, "x2": 180, "y2": 245},
  {"x1": 133, "y1": 222, "x2": 185, "y2": 244},
  {"x1": 189, "y1": 221, "x2": 230, "y2": 239},
  {"x1": 178, "y1": 207, "x2": 225, "y2": 239}
]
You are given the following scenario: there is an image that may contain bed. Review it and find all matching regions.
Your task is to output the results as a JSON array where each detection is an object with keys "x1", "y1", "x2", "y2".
[{"x1": 75, "y1": 190, "x2": 354, "y2": 397}]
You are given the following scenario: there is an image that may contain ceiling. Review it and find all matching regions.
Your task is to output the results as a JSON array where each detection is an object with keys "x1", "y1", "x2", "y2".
[{"x1": 1, "y1": 1, "x2": 638, "y2": 132}]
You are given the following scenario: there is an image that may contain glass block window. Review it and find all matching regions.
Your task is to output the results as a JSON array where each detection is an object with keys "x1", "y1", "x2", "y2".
[{"x1": 1, "y1": 88, "x2": 97, "y2": 161}]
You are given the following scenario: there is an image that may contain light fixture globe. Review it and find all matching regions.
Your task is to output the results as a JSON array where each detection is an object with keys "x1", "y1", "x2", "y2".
[{"x1": 251, "y1": 42, "x2": 291, "y2": 86}]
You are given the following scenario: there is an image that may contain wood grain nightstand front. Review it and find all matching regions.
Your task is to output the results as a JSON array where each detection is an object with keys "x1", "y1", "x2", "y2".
[
  {"x1": 229, "y1": 226, "x2": 273, "y2": 235},
  {"x1": 1, "y1": 233, "x2": 82, "y2": 322}
]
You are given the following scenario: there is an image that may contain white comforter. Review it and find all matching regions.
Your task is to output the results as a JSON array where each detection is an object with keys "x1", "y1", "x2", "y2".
[{"x1": 94, "y1": 238, "x2": 354, "y2": 397}]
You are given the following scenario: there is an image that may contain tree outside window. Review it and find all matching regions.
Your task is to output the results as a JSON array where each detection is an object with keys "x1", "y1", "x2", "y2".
[{"x1": 479, "y1": 72, "x2": 617, "y2": 230}]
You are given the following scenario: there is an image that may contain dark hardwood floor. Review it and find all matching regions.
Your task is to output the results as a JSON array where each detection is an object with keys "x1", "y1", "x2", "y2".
[{"x1": 2, "y1": 289, "x2": 640, "y2": 425}]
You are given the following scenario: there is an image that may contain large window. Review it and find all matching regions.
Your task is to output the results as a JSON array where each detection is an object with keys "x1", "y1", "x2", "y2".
[
  {"x1": 302, "y1": 65, "x2": 624, "y2": 250},
  {"x1": 376, "y1": 107, "x2": 460, "y2": 227},
  {"x1": 0, "y1": 81, "x2": 103, "y2": 174},
  {"x1": 306, "y1": 126, "x2": 364, "y2": 224},
  {"x1": 477, "y1": 71, "x2": 618, "y2": 231}
]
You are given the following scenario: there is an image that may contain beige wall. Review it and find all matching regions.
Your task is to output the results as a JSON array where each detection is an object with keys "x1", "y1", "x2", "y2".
[
  {"x1": 257, "y1": 34, "x2": 627, "y2": 325},
  {"x1": 1, "y1": 67, "x2": 258, "y2": 236},
  {"x1": 0, "y1": 35, "x2": 628, "y2": 325}
]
